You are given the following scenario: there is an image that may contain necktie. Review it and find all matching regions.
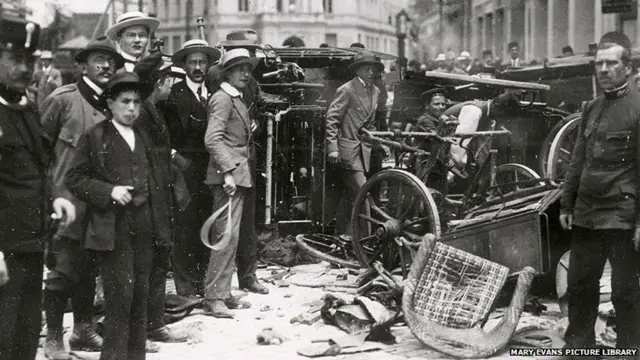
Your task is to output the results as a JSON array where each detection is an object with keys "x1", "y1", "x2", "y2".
[{"x1": 198, "y1": 85, "x2": 206, "y2": 105}]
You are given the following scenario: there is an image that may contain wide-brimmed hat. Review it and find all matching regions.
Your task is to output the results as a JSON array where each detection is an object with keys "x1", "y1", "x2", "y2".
[
  {"x1": 220, "y1": 48, "x2": 261, "y2": 72},
  {"x1": 171, "y1": 39, "x2": 221, "y2": 66},
  {"x1": 103, "y1": 72, "x2": 144, "y2": 99},
  {"x1": 75, "y1": 36, "x2": 125, "y2": 69},
  {"x1": 105, "y1": 11, "x2": 160, "y2": 41},
  {"x1": 349, "y1": 51, "x2": 384, "y2": 72},
  {"x1": 435, "y1": 53, "x2": 446, "y2": 61},
  {"x1": 219, "y1": 29, "x2": 260, "y2": 48},
  {"x1": 420, "y1": 87, "x2": 447, "y2": 103},
  {"x1": 40, "y1": 50, "x2": 53, "y2": 59}
]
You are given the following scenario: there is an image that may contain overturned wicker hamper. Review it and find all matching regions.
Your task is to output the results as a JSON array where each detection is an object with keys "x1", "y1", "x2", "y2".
[{"x1": 402, "y1": 234, "x2": 536, "y2": 359}]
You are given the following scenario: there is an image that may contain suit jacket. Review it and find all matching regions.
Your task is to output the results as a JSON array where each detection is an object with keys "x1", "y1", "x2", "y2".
[
  {"x1": 325, "y1": 77, "x2": 380, "y2": 172},
  {"x1": 39, "y1": 81, "x2": 109, "y2": 241},
  {"x1": 0, "y1": 99, "x2": 51, "y2": 252},
  {"x1": 65, "y1": 120, "x2": 173, "y2": 251},
  {"x1": 34, "y1": 66, "x2": 63, "y2": 106},
  {"x1": 165, "y1": 80, "x2": 210, "y2": 153},
  {"x1": 204, "y1": 84, "x2": 254, "y2": 188}
]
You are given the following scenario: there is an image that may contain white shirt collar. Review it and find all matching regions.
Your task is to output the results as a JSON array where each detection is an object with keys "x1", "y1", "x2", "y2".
[
  {"x1": 42, "y1": 65, "x2": 51, "y2": 73},
  {"x1": 220, "y1": 82, "x2": 242, "y2": 98},
  {"x1": 82, "y1": 76, "x2": 103, "y2": 95},
  {"x1": 185, "y1": 76, "x2": 208, "y2": 99},
  {"x1": 111, "y1": 120, "x2": 136, "y2": 151},
  {"x1": 357, "y1": 76, "x2": 368, "y2": 88},
  {"x1": 119, "y1": 49, "x2": 139, "y2": 63}
]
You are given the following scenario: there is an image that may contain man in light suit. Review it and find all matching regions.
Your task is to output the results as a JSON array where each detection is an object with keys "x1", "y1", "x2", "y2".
[
  {"x1": 32, "y1": 50, "x2": 62, "y2": 106},
  {"x1": 325, "y1": 51, "x2": 383, "y2": 235}
]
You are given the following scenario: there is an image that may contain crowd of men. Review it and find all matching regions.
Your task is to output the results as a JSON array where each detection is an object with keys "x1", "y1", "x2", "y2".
[{"x1": 1, "y1": 5, "x2": 640, "y2": 360}]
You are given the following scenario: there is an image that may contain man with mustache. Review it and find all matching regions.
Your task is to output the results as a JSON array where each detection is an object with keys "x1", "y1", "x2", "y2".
[
  {"x1": 39, "y1": 36, "x2": 124, "y2": 359},
  {"x1": 0, "y1": 18, "x2": 76, "y2": 360},
  {"x1": 166, "y1": 39, "x2": 221, "y2": 301},
  {"x1": 560, "y1": 32, "x2": 640, "y2": 358}
]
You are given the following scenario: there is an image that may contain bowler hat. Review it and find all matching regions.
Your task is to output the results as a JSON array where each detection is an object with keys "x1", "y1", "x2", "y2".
[
  {"x1": 482, "y1": 49, "x2": 493, "y2": 57},
  {"x1": 349, "y1": 51, "x2": 384, "y2": 72},
  {"x1": 75, "y1": 36, "x2": 125, "y2": 69},
  {"x1": 0, "y1": 17, "x2": 40, "y2": 53},
  {"x1": 171, "y1": 39, "x2": 221, "y2": 67},
  {"x1": 220, "y1": 48, "x2": 260, "y2": 72},
  {"x1": 562, "y1": 45, "x2": 574, "y2": 54},
  {"x1": 103, "y1": 72, "x2": 144, "y2": 99},
  {"x1": 105, "y1": 11, "x2": 160, "y2": 41},
  {"x1": 219, "y1": 29, "x2": 260, "y2": 48}
]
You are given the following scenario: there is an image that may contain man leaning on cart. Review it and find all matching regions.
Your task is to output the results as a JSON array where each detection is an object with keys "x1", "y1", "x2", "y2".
[{"x1": 559, "y1": 31, "x2": 640, "y2": 359}]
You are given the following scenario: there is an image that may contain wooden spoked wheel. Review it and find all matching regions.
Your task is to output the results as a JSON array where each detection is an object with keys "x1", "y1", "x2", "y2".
[
  {"x1": 546, "y1": 117, "x2": 580, "y2": 182},
  {"x1": 479, "y1": 163, "x2": 544, "y2": 194},
  {"x1": 539, "y1": 113, "x2": 581, "y2": 178},
  {"x1": 350, "y1": 169, "x2": 441, "y2": 277}
]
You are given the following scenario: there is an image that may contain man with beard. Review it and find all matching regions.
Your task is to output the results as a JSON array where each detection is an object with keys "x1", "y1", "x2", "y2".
[
  {"x1": 560, "y1": 32, "x2": 640, "y2": 358},
  {"x1": 0, "y1": 17, "x2": 76, "y2": 360},
  {"x1": 166, "y1": 40, "x2": 221, "y2": 301},
  {"x1": 39, "y1": 36, "x2": 124, "y2": 359}
]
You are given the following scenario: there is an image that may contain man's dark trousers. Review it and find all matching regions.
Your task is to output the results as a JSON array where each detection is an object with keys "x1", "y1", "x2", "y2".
[
  {"x1": 565, "y1": 226, "x2": 640, "y2": 348},
  {"x1": 236, "y1": 156, "x2": 258, "y2": 285},
  {"x1": 0, "y1": 253, "x2": 43, "y2": 360},
  {"x1": 97, "y1": 205, "x2": 154, "y2": 360},
  {"x1": 172, "y1": 154, "x2": 211, "y2": 297},
  {"x1": 147, "y1": 247, "x2": 170, "y2": 331}
]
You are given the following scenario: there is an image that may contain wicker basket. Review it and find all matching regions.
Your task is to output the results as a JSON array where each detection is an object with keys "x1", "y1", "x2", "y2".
[{"x1": 402, "y1": 234, "x2": 536, "y2": 359}]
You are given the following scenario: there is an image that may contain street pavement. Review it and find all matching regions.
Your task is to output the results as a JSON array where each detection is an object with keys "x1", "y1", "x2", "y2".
[{"x1": 34, "y1": 264, "x2": 570, "y2": 360}]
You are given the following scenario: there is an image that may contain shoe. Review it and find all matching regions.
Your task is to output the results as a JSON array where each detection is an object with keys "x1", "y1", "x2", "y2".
[
  {"x1": 69, "y1": 323, "x2": 103, "y2": 352},
  {"x1": 146, "y1": 340, "x2": 160, "y2": 353},
  {"x1": 224, "y1": 296, "x2": 251, "y2": 310},
  {"x1": 44, "y1": 328, "x2": 71, "y2": 360},
  {"x1": 147, "y1": 326, "x2": 188, "y2": 343},
  {"x1": 239, "y1": 279, "x2": 269, "y2": 294},
  {"x1": 202, "y1": 300, "x2": 234, "y2": 318}
]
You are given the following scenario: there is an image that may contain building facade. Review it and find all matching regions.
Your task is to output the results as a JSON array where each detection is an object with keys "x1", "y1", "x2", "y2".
[
  {"x1": 151, "y1": 0, "x2": 409, "y2": 54},
  {"x1": 416, "y1": 0, "x2": 638, "y2": 63}
]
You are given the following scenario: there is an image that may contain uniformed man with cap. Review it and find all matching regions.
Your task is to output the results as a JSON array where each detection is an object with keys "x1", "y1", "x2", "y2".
[
  {"x1": 325, "y1": 51, "x2": 383, "y2": 236},
  {"x1": 165, "y1": 39, "x2": 222, "y2": 300},
  {"x1": 0, "y1": 16, "x2": 76, "y2": 360},
  {"x1": 560, "y1": 31, "x2": 640, "y2": 357},
  {"x1": 39, "y1": 35, "x2": 125, "y2": 359},
  {"x1": 206, "y1": 29, "x2": 270, "y2": 295}
]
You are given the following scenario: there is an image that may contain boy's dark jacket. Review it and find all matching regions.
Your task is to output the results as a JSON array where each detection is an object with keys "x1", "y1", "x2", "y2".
[{"x1": 65, "y1": 119, "x2": 173, "y2": 250}]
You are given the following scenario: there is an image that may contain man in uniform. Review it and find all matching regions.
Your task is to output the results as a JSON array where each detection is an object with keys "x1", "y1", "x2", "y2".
[
  {"x1": 166, "y1": 39, "x2": 221, "y2": 300},
  {"x1": 39, "y1": 36, "x2": 124, "y2": 359},
  {"x1": 206, "y1": 29, "x2": 270, "y2": 295},
  {"x1": 0, "y1": 17, "x2": 76, "y2": 360},
  {"x1": 325, "y1": 51, "x2": 383, "y2": 235},
  {"x1": 32, "y1": 50, "x2": 62, "y2": 106},
  {"x1": 560, "y1": 32, "x2": 640, "y2": 356}
]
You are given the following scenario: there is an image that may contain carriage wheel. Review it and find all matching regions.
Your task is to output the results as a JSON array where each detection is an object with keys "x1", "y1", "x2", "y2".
[
  {"x1": 480, "y1": 163, "x2": 544, "y2": 194},
  {"x1": 539, "y1": 113, "x2": 581, "y2": 178},
  {"x1": 546, "y1": 117, "x2": 580, "y2": 182},
  {"x1": 350, "y1": 169, "x2": 441, "y2": 277}
]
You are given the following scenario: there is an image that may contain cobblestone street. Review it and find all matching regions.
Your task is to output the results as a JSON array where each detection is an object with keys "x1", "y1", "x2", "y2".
[{"x1": 35, "y1": 264, "x2": 568, "y2": 360}]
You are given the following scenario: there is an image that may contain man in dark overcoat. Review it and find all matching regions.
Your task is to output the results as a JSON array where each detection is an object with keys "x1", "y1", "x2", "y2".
[
  {"x1": 165, "y1": 39, "x2": 221, "y2": 299},
  {"x1": 0, "y1": 17, "x2": 76, "y2": 360},
  {"x1": 39, "y1": 36, "x2": 125, "y2": 359},
  {"x1": 560, "y1": 32, "x2": 640, "y2": 357},
  {"x1": 65, "y1": 72, "x2": 173, "y2": 360}
]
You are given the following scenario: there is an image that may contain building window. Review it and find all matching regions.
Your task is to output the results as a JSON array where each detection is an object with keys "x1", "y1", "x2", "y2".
[
  {"x1": 324, "y1": 0, "x2": 332, "y2": 13},
  {"x1": 388, "y1": 16, "x2": 392, "y2": 25},
  {"x1": 383, "y1": 38, "x2": 387, "y2": 52},
  {"x1": 325, "y1": 33, "x2": 337, "y2": 47},
  {"x1": 277, "y1": 0, "x2": 283, "y2": 12},
  {"x1": 239, "y1": 0, "x2": 249, "y2": 12},
  {"x1": 172, "y1": 35, "x2": 181, "y2": 53}
]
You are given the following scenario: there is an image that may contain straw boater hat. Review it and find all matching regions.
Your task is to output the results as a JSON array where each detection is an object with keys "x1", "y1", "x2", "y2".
[
  {"x1": 457, "y1": 51, "x2": 471, "y2": 61},
  {"x1": 40, "y1": 50, "x2": 53, "y2": 59},
  {"x1": 220, "y1": 48, "x2": 261, "y2": 72},
  {"x1": 171, "y1": 39, "x2": 221, "y2": 67},
  {"x1": 105, "y1": 11, "x2": 160, "y2": 41},
  {"x1": 348, "y1": 51, "x2": 384, "y2": 72},
  {"x1": 435, "y1": 53, "x2": 447, "y2": 62},
  {"x1": 75, "y1": 36, "x2": 125, "y2": 69},
  {"x1": 219, "y1": 29, "x2": 260, "y2": 48}
]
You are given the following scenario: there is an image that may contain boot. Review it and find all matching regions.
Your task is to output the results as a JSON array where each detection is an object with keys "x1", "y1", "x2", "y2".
[
  {"x1": 69, "y1": 323, "x2": 103, "y2": 352},
  {"x1": 44, "y1": 328, "x2": 71, "y2": 360}
]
